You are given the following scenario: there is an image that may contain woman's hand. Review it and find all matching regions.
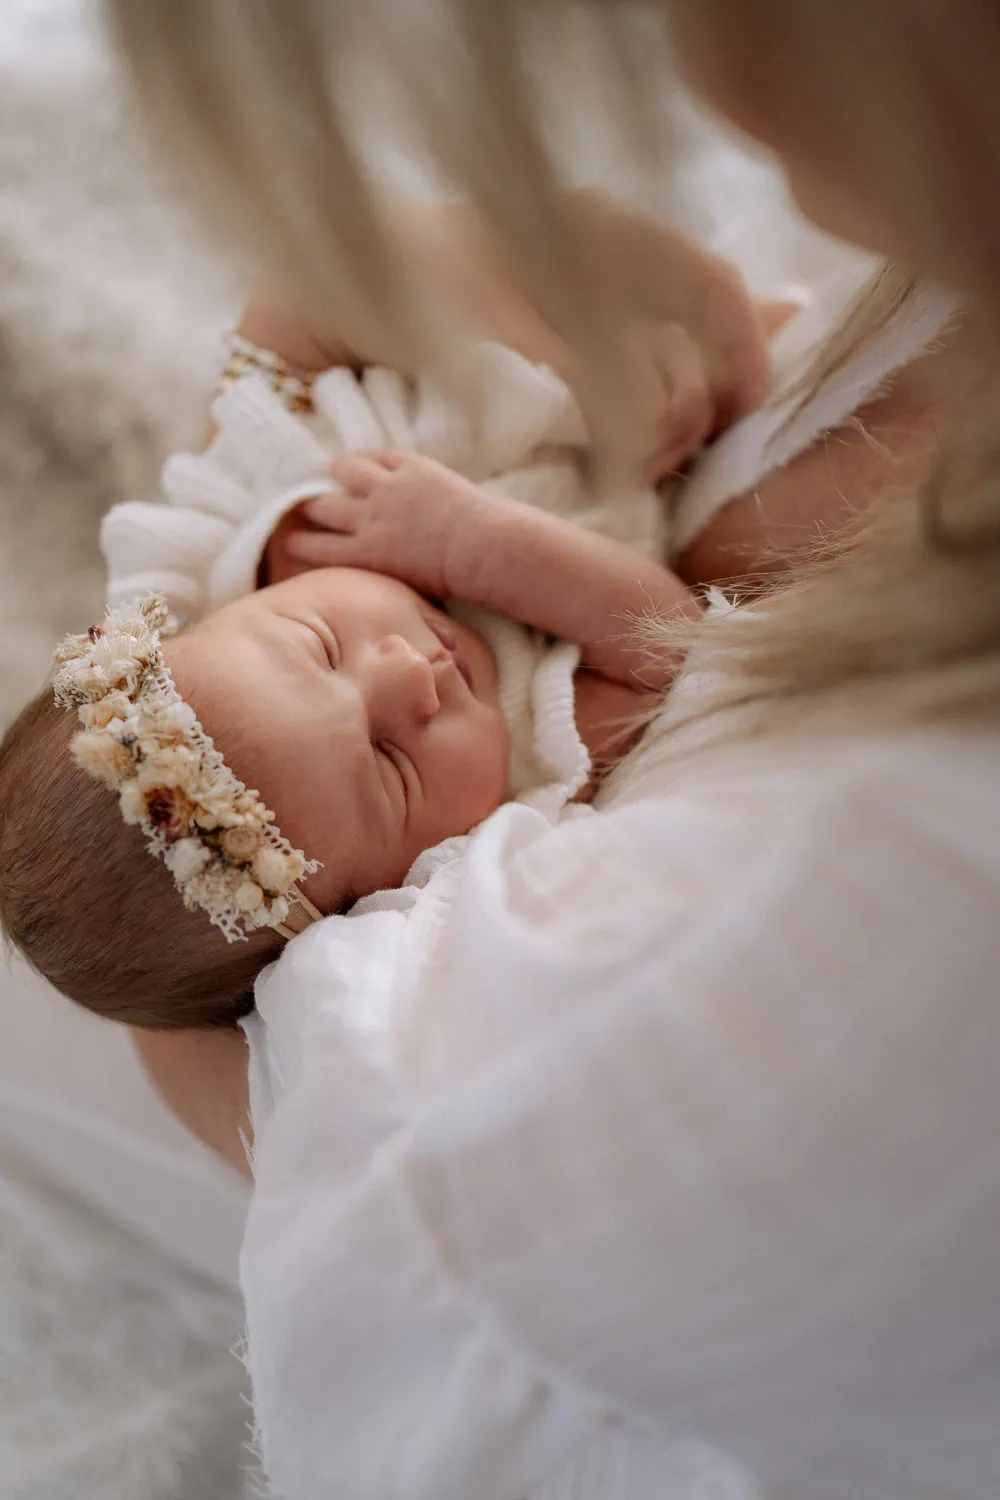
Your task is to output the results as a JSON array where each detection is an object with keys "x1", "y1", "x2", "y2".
[
  {"x1": 407, "y1": 190, "x2": 774, "y2": 478},
  {"x1": 238, "y1": 192, "x2": 774, "y2": 479}
]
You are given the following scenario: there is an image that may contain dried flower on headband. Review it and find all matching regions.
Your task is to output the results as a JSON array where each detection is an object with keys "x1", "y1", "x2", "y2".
[{"x1": 52, "y1": 595, "x2": 321, "y2": 942}]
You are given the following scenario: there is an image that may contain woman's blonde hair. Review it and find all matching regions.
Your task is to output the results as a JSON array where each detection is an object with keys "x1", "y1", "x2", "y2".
[{"x1": 107, "y1": 0, "x2": 1000, "y2": 716}]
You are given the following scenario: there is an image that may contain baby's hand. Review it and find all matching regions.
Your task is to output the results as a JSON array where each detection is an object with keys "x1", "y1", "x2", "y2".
[{"x1": 279, "y1": 453, "x2": 485, "y2": 598}]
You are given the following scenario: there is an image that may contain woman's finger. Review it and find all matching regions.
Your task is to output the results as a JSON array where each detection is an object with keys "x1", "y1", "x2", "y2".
[
  {"x1": 646, "y1": 323, "x2": 714, "y2": 479},
  {"x1": 608, "y1": 203, "x2": 769, "y2": 425},
  {"x1": 757, "y1": 294, "x2": 809, "y2": 339}
]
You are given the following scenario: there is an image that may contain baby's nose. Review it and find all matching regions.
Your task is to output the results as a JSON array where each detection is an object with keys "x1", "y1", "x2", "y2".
[{"x1": 370, "y1": 635, "x2": 440, "y2": 727}]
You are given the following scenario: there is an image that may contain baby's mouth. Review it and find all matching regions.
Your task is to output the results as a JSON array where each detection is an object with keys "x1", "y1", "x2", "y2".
[
  {"x1": 453, "y1": 652, "x2": 474, "y2": 691},
  {"x1": 427, "y1": 617, "x2": 474, "y2": 692}
]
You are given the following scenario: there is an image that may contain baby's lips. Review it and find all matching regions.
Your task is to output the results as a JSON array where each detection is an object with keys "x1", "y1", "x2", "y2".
[{"x1": 427, "y1": 615, "x2": 457, "y2": 650}]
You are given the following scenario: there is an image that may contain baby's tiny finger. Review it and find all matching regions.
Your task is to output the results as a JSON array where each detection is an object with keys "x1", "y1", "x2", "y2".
[
  {"x1": 301, "y1": 491, "x2": 358, "y2": 531},
  {"x1": 283, "y1": 527, "x2": 354, "y2": 565},
  {"x1": 328, "y1": 454, "x2": 386, "y2": 494}
]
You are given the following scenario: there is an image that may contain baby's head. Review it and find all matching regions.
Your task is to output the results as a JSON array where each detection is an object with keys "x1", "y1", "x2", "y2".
[{"x1": 0, "y1": 571, "x2": 508, "y2": 1029}]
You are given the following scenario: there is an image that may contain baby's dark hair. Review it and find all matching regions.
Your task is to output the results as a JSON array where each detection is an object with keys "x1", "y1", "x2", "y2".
[{"x1": 0, "y1": 687, "x2": 281, "y2": 1029}]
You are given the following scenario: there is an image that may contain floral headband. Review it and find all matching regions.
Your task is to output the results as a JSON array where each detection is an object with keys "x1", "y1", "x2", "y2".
[{"x1": 52, "y1": 595, "x2": 321, "y2": 942}]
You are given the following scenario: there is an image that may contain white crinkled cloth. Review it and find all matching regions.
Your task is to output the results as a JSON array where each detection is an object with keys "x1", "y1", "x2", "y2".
[{"x1": 102, "y1": 280, "x2": 968, "y2": 1500}]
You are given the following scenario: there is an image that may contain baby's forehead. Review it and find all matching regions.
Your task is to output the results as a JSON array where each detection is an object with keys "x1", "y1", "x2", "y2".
[
  {"x1": 169, "y1": 602, "x2": 300, "y2": 667},
  {"x1": 162, "y1": 613, "x2": 300, "y2": 748},
  {"x1": 269, "y1": 566, "x2": 426, "y2": 619},
  {"x1": 166, "y1": 599, "x2": 369, "y2": 761}
]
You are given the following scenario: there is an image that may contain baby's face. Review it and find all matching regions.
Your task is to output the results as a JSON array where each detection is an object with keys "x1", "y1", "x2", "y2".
[{"x1": 166, "y1": 569, "x2": 509, "y2": 910}]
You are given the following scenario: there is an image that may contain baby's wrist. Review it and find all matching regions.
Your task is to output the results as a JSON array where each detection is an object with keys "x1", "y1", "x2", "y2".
[{"x1": 441, "y1": 496, "x2": 536, "y2": 609}]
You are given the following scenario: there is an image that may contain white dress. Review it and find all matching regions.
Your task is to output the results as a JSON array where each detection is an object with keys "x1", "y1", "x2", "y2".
[{"x1": 240, "y1": 643, "x2": 1000, "y2": 1500}]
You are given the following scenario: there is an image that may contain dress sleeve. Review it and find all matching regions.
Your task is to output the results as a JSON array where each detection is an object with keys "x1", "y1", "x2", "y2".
[
  {"x1": 241, "y1": 749, "x2": 1000, "y2": 1500},
  {"x1": 671, "y1": 275, "x2": 959, "y2": 554}
]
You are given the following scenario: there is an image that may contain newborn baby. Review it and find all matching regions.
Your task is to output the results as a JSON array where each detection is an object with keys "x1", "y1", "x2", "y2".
[{"x1": 0, "y1": 452, "x2": 693, "y2": 1030}]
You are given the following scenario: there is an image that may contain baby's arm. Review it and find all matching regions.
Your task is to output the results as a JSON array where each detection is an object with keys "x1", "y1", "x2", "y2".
[{"x1": 285, "y1": 453, "x2": 700, "y2": 693}]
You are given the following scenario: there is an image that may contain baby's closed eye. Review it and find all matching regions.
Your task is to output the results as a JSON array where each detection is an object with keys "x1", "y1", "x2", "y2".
[
  {"x1": 374, "y1": 741, "x2": 411, "y2": 819},
  {"x1": 312, "y1": 622, "x2": 339, "y2": 669}
]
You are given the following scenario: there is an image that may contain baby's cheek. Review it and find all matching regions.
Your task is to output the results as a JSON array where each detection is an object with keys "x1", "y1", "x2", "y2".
[
  {"x1": 439, "y1": 718, "x2": 508, "y2": 832},
  {"x1": 468, "y1": 714, "x2": 511, "y2": 817}
]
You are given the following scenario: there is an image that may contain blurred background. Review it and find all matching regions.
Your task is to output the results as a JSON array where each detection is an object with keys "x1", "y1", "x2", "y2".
[
  {"x1": 0, "y1": 4, "x2": 252, "y2": 1497},
  {"x1": 0, "y1": 2, "x2": 856, "y2": 1496}
]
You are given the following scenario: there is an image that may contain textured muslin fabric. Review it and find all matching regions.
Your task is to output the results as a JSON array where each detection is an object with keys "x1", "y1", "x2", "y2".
[{"x1": 241, "y1": 702, "x2": 1000, "y2": 1500}]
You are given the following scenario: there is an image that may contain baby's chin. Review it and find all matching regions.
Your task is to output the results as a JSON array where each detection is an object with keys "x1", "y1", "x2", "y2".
[{"x1": 475, "y1": 713, "x2": 512, "y2": 822}]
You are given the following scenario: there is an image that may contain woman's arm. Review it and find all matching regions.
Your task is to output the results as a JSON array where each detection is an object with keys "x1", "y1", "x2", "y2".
[
  {"x1": 132, "y1": 1026, "x2": 253, "y2": 1179},
  {"x1": 227, "y1": 193, "x2": 773, "y2": 469}
]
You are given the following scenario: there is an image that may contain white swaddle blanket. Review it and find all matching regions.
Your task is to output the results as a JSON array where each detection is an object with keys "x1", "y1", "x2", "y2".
[{"x1": 100, "y1": 279, "x2": 958, "y2": 1500}]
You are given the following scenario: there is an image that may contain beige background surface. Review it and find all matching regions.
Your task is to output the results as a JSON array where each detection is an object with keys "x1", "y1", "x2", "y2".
[{"x1": 0, "y1": 6, "x2": 253, "y2": 1498}]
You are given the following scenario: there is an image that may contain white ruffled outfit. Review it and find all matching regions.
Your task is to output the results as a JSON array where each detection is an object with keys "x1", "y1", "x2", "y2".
[
  {"x1": 104, "y1": 339, "x2": 662, "y2": 821},
  {"x1": 100, "y1": 276, "x2": 983, "y2": 1500},
  {"x1": 102, "y1": 271, "x2": 959, "y2": 614}
]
